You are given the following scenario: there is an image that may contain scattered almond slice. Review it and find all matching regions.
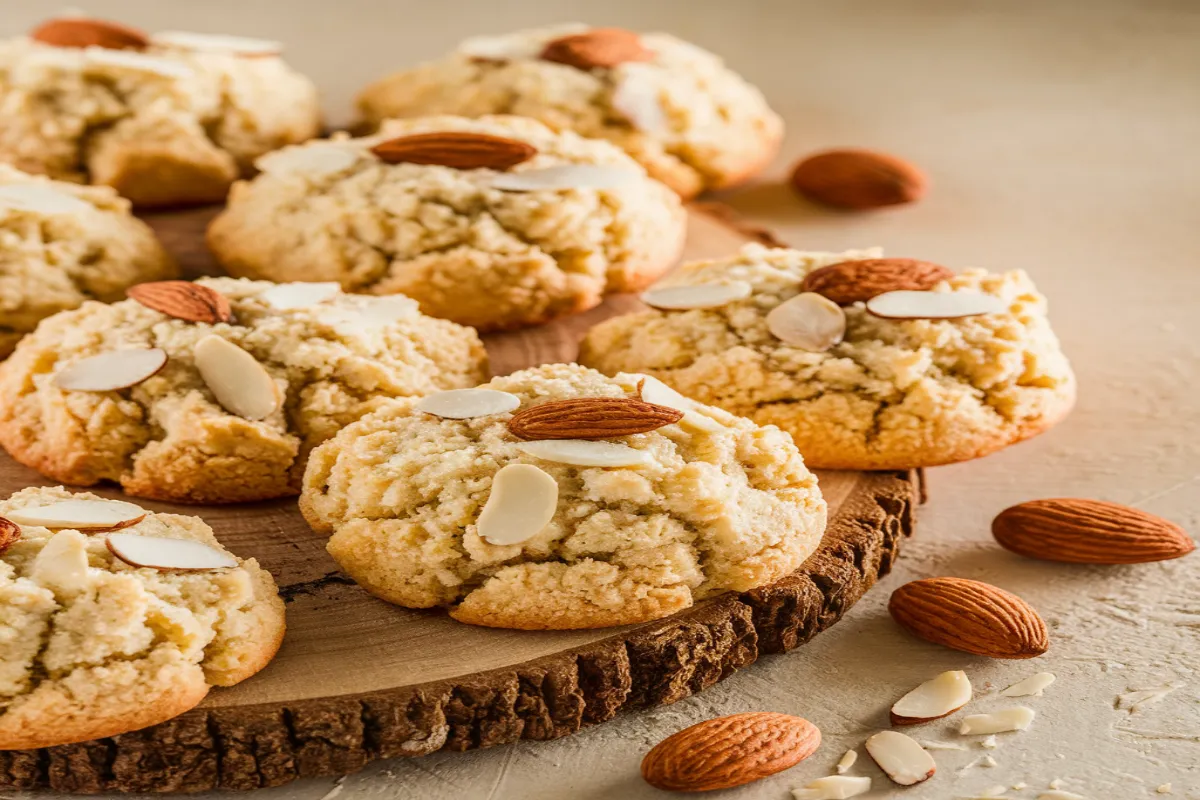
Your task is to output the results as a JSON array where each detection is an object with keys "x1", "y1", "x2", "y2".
[
  {"x1": 83, "y1": 46, "x2": 192, "y2": 77},
  {"x1": 256, "y1": 144, "x2": 361, "y2": 179},
  {"x1": 151, "y1": 30, "x2": 282, "y2": 56},
  {"x1": 415, "y1": 389, "x2": 520, "y2": 419},
  {"x1": 918, "y1": 739, "x2": 968, "y2": 751},
  {"x1": 959, "y1": 707, "x2": 1035, "y2": 735},
  {"x1": 260, "y1": 282, "x2": 342, "y2": 310},
  {"x1": 0, "y1": 184, "x2": 94, "y2": 215},
  {"x1": 767, "y1": 292, "x2": 846, "y2": 350},
  {"x1": 489, "y1": 164, "x2": 643, "y2": 192},
  {"x1": 980, "y1": 735, "x2": 998, "y2": 749},
  {"x1": 641, "y1": 281, "x2": 753, "y2": 310},
  {"x1": 515, "y1": 439, "x2": 651, "y2": 468},
  {"x1": 865, "y1": 731, "x2": 936, "y2": 786},
  {"x1": 891, "y1": 669, "x2": 973, "y2": 725},
  {"x1": 30, "y1": 531, "x2": 90, "y2": 596},
  {"x1": 635, "y1": 374, "x2": 724, "y2": 433},
  {"x1": 107, "y1": 533, "x2": 237, "y2": 570},
  {"x1": 1037, "y1": 791, "x2": 1088, "y2": 800},
  {"x1": 836, "y1": 749, "x2": 857, "y2": 774},
  {"x1": 792, "y1": 775, "x2": 871, "y2": 800},
  {"x1": 866, "y1": 290, "x2": 1007, "y2": 320},
  {"x1": 476, "y1": 464, "x2": 558, "y2": 545},
  {"x1": 54, "y1": 348, "x2": 167, "y2": 392},
  {"x1": 5, "y1": 499, "x2": 146, "y2": 531},
  {"x1": 1002, "y1": 672, "x2": 1055, "y2": 697},
  {"x1": 612, "y1": 65, "x2": 669, "y2": 135},
  {"x1": 193, "y1": 335, "x2": 281, "y2": 421}
]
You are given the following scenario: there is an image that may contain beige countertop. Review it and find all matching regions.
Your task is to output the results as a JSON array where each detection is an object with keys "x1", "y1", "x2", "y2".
[{"x1": 3, "y1": 1, "x2": 1198, "y2": 797}]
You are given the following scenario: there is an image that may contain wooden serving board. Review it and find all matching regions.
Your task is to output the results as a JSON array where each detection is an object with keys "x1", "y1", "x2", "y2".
[{"x1": 0, "y1": 206, "x2": 916, "y2": 793}]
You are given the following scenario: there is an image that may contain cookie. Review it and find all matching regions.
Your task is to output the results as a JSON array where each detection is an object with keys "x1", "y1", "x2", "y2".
[
  {"x1": 579, "y1": 245, "x2": 1076, "y2": 470},
  {"x1": 0, "y1": 278, "x2": 487, "y2": 504},
  {"x1": 207, "y1": 115, "x2": 686, "y2": 332},
  {"x1": 0, "y1": 166, "x2": 177, "y2": 360},
  {"x1": 0, "y1": 486, "x2": 284, "y2": 749},
  {"x1": 355, "y1": 25, "x2": 783, "y2": 198},
  {"x1": 301, "y1": 363, "x2": 826, "y2": 630},
  {"x1": 0, "y1": 17, "x2": 321, "y2": 207}
]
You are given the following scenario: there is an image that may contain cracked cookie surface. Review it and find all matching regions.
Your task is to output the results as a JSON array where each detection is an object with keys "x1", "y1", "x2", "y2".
[
  {"x1": 0, "y1": 166, "x2": 176, "y2": 360},
  {"x1": 0, "y1": 278, "x2": 487, "y2": 504},
  {"x1": 0, "y1": 486, "x2": 284, "y2": 749},
  {"x1": 207, "y1": 115, "x2": 686, "y2": 332},
  {"x1": 355, "y1": 26, "x2": 782, "y2": 198},
  {"x1": 579, "y1": 244, "x2": 1076, "y2": 469},
  {"x1": 301, "y1": 363, "x2": 826, "y2": 630}
]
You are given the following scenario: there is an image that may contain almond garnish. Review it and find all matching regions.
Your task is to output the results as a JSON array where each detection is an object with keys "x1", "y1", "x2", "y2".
[
  {"x1": 54, "y1": 348, "x2": 167, "y2": 393},
  {"x1": 866, "y1": 290, "x2": 1006, "y2": 320},
  {"x1": 256, "y1": 144, "x2": 360, "y2": 179},
  {"x1": 150, "y1": 30, "x2": 282, "y2": 57},
  {"x1": 507, "y1": 397, "x2": 682, "y2": 441},
  {"x1": 1002, "y1": 672, "x2": 1056, "y2": 697},
  {"x1": 888, "y1": 577, "x2": 1049, "y2": 659},
  {"x1": 766, "y1": 292, "x2": 846, "y2": 351},
  {"x1": 641, "y1": 281, "x2": 753, "y2": 310},
  {"x1": 540, "y1": 27, "x2": 652, "y2": 70},
  {"x1": 865, "y1": 731, "x2": 936, "y2": 785},
  {"x1": 790, "y1": 149, "x2": 926, "y2": 210},
  {"x1": 30, "y1": 17, "x2": 148, "y2": 50},
  {"x1": 641, "y1": 712, "x2": 821, "y2": 792},
  {"x1": 635, "y1": 374, "x2": 724, "y2": 433},
  {"x1": 106, "y1": 532, "x2": 238, "y2": 570},
  {"x1": 836, "y1": 749, "x2": 858, "y2": 774},
  {"x1": 370, "y1": 132, "x2": 536, "y2": 170},
  {"x1": 801, "y1": 258, "x2": 954, "y2": 305},
  {"x1": 260, "y1": 282, "x2": 342, "y2": 310},
  {"x1": 415, "y1": 388, "x2": 521, "y2": 420},
  {"x1": 793, "y1": 775, "x2": 872, "y2": 799},
  {"x1": 6, "y1": 499, "x2": 146, "y2": 531},
  {"x1": 193, "y1": 335, "x2": 281, "y2": 421},
  {"x1": 489, "y1": 164, "x2": 642, "y2": 192},
  {"x1": 476, "y1": 464, "x2": 558, "y2": 546},
  {"x1": 959, "y1": 707, "x2": 1035, "y2": 735},
  {"x1": 0, "y1": 184, "x2": 94, "y2": 215},
  {"x1": 612, "y1": 65, "x2": 669, "y2": 134},
  {"x1": 515, "y1": 439, "x2": 651, "y2": 468},
  {"x1": 128, "y1": 281, "x2": 234, "y2": 324},
  {"x1": 0, "y1": 517, "x2": 21, "y2": 555},
  {"x1": 891, "y1": 670, "x2": 973, "y2": 725}
]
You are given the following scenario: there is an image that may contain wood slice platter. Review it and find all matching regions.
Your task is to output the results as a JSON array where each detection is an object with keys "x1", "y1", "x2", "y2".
[{"x1": 0, "y1": 205, "x2": 916, "y2": 793}]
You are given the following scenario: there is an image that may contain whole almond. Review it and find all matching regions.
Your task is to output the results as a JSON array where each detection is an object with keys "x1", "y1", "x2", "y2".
[
  {"x1": 540, "y1": 28, "x2": 652, "y2": 70},
  {"x1": 641, "y1": 712, "x2": 821, "y2": 792},
  {"x1": 888, "y1": 577, "x2": 1048, "y2": 659},
  {"x1": 508, "y1": 397, "x2": 682, "y2": 441},
  {"x1": 370, "y1": 132, "x2": 536, "y2": 170},
  {"x1": 127, "y1": 281, "x2": 234, "y2": 325},
  {"x1": 31, "y1": 18, "x2": 148, "y2": 50},
  {"x1": 0, "y1": 516, "x2": 20, "y2": 555},
  {"x1": 790, "y1": 149, "x2": 926, "y2": 210},
  {"x1": 801, "y1": 258, "x2": 954, "y2": 305},
  {"x1": 993, "y1": 498, "x2": 1195, "y2": 564}
]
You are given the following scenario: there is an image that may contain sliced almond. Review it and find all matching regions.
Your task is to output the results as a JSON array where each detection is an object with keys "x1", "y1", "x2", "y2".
[
  {"x1": 193, "y1": 335, "x2": 281, "y2": 421},
  {"x1": 260, "y1": 282, "x2": 342, "y2": 310},
  {"x1": 106, "y1": 533, "x2": 237, "y2": 570},
  {"x1": 82, "y1": 47, "x2": 192, "y2": 78},
  {"x1": 641, "y1": 281, "x2": 753, "y2": 310},
  {"x1": 636, "y1": 374, "x2": 724, "y2": 433},
  {"x1": 30, "y1": 17, "x2": 148, "y2": 50},
  {"x1": 0, "y1": 516, "x2": 22, "y2": 555},
  {"x1": 515, "y1": 439, "x2": 651, "y2": 468},
  {"x1": 256, "y1": 144, "x2": 361, "y2": 179},
  {"x1": 415, "y1": 388, "x2": 520, "y2": 419},
  {"x1": 1036, "y1": 791, "x2": 1088, "y2": 800},
  {"x1": 612, "y1": 65, "x2": 669, "y2": 135},
  {"x1": 865, "y1": 731, "x2": 936, "y2": 786},
  {"x1": 54, "y1": 348, "x2": 167, "y2": 392},
  {"x1": 7, "y1": 499, "x2": 146, "y2": 530},
  {"x1": 458, "y1": 24, "x2": 588, "y2": 61},
  {"x1": 836, "y1": 749, "x2": 858, "y2": 774},
  {"x1": 0, "y1": 184, "x2": 94, "y2": 215},
  {"x1": 1001, "y1": 672, "x2": 1056, "y2": 697},
  {"x1": 792, "y1": 775, "x2": 872, "y2": 800},
  {"x1": 489, "y1": 164, "x2": 643, "y2": 192},
  {"x1": 866, "y1": 290, "x2": 1007, "y2": 320},
  {"x1": 151, "y1": 31, "x2": 283, "y2": 56},
  {"x1": 318, "y1": 295, "x2": 418, "y2": 339},
  {"x1": 30, "y1": 530, "x2": 90, "y2": 596},
  {"x1": 476, "y1": 463, "x2": 558, "y2": 546},
  {"x1": 127, "y1": 281, "x2": 234, "y2": 324},
  {"x1": 766, "y1": 292, "x2": 846, "y2": 351},
  {"x1": 891, "y1": 670, "x2": 973, "y2": 725},
  {"x1": 959, "y1": 707, "x2": 1035, "y2": 735}
]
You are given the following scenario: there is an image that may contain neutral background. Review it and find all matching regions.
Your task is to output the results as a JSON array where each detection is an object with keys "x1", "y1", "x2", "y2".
[{"x1": 2, "y1": 1, "x2": 1198, "y2": 798}]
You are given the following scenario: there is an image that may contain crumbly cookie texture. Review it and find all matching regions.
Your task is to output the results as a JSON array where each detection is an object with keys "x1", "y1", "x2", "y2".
[
  {"x1": 207, "y1": 115, "x2": 686, "y2": 332},
  {"x1": 580, "y1": 244, "x2": 1076, "y2": 470},
  {"x1": 0, "y1": 33, "x2": 320, "y2": 206},
  {"x1": 356, "y1": 26, "x2": 783, "y2": 198},
  {"x1": 301, "y1": 363, "x2": 826, "y2": 630},
  {"x1": 0, "y1": 485, "x2": 284, "y2": 749},
  {"x1": 0, "y1": 166, "x2": 176, "y2": 360},
  {"x1": 0, "y1": 278, "x2": 487, "y2": 504}
]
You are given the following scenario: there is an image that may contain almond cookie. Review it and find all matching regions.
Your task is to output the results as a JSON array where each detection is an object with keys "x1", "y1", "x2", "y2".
[
  {"x1": 0, "y1": 17, "x2": 320, "y2": 207},
  {"x1": 301, "y1": 363, "x2": 826, "y2": 630},
  {"x1": 0, "y1": 278, "x2": 486, "y2": 504},
  {"x1": 207, "y1": 115, "x2": 686, "y2": 332},
  {"x1": 580, "y1": 245, "x2": 1076, "y2": 470},
  {"x1": 0, "y1": 166, "x2": 176, "y2": 360},
  {"x1": 356, "y1": 25, "x2": 783, "y2": 198},
  {"x1": 0, "y1": 486, "x2": 284, "y2": 749}
]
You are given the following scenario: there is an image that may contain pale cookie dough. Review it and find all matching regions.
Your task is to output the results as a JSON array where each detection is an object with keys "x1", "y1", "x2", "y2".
[
  {"x1": 0, "y1": 278, "x2": 487, "y2": 504},
  {"x1": 0, "y1": 20, "x2": 320, "y2": 207},
  {"x1": 0, "y1": 486, "x2": 284, "y2": 749},
  {"x1": 356, "y1": 25, "x2": 783, "y2": 198},
  {"x1": 301, "y1": 363, "x2": 827, "y2": 630},
  {"x1": 0, "y1": 166, "x2": 176, "y2": 360},
  {"x1": 579, "y1": 245, "x2": 1076, "y2": 470},
  {"x1": 207, "y1": 115, "x2": 686, "y2": 332}
]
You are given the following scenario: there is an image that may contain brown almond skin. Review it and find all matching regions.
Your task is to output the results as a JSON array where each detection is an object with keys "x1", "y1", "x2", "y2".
[
  {"x1": 888, "y1": 577, "x2": 1048, "y2": 659},
  {"x1": 790, "y1": 149, "x2": 927, "y2": 210},
  {"x1": 508, "y1": 398, "x2": 683, "y2": 441},
  {"x1": 370, "y1": 132, "x2": 536, "y2": 170},
  {"x1": 641, "y1": 712, "x2": 821, "y2": 792},
  {"x1": 802, "y1": 258, "x2": 954, "y2": 305},
  {"x1": 0, "y1": 517, "x2": 20, "y2": 555},
  {"x1": 993, "y1": 498, "x2": 1195, "y2": 564},
  {"x1": 889, "y1": 700, "x2": 969, "y2": 726},
  {"x1": 540, "y1": 28, "x2": 652, "y2": 70},
  {"x1": 127, "y1": 281, "x2": 235, "y2": 325},
  {"x1": 30, "y1": 18, "x2": 148, "y2": 50}
]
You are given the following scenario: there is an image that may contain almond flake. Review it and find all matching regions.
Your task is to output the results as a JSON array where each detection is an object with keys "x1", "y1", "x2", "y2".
[
  {"x1": 54, "y1": 348, "x2": 167, "y2": 392},
  {"x1": 0, "y1": 184, "x2": 93, "y2": 215},
  {"x1": 612, "y1": 65, "x2": 669, "y2": 135},
  {"x1": 256, "y1": 144, "x2": 361, "y2": 179},
  {"x1": 457, "y1": 24, "x2": 587, "y2": 61},
  {"x1": 317, "y1": 295, "x2": 418, "y2": 341},
  {"x1": 917, "y1": 740, "x2": 969, "y2": 751},
  {"x1": 1036, "y1": 792, "x2": 1087, "y2": 800},
  {"x1": 477, "y1": 463, "x2": 558, "y2": 545},
  {"x1": 83, "y1": 46, "x2": 192, "y2": 78},
  {"x1": 107, "y1": 533, "x2": 237, "y2": 570},
  {"x1": 1002, "y1": 672, "x2": 1056, "y2": 697},
  {"x1": 151, "y1": 30, "x2": 282, "y2": 56},
  {"x1": 641, "y1": 281, "x2": 752, "y2": 310},
  {"x1": 260, "y1": 282, "x2": 342, "y2": 310},
  {"x1": 635, "y1": 374, "x2": 724, "y2": 433},
  {"x1": 836, "y1": 749, "x2": 858, "y2": 774},
  {"x1": 7, "y1": 499, "x2": 146, "y2": 530},
  {"x1": 792, "y1": 775, "x2": 871, "y2": 800},
  {"x1": 980, "y1": 735, "x2": 999, "y2": 749},
  {"x1": 766, "y1": 292, "x2": 846, "y2": 351},
  {"x1": 415, "y1": 388, "x2": 520, "y2": 419},
  {"x1": 515, "y1": 439, "x2": 651, "y2": 468},
  {"x1": 865, "y1": 731, "x2": 936, "y2": 786},
  {"x1": 959, "y1": 707, "x2": 1035, "y2": 735},
  {"x1": 489, "y1": 164, "x2": 642, "y2": 192},
  {"x1": 31, "y1": 531, "x2": 90, "y2": 596},
  {"x1": 193, "y1": 335, "x2": 280, "y2": 421},
  {"x1": 866, "y1": 290, "x2": 1007, "y2": 320},
  {"x1": 891, "y1": 670, "x2": 973, "y2": 725}
]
